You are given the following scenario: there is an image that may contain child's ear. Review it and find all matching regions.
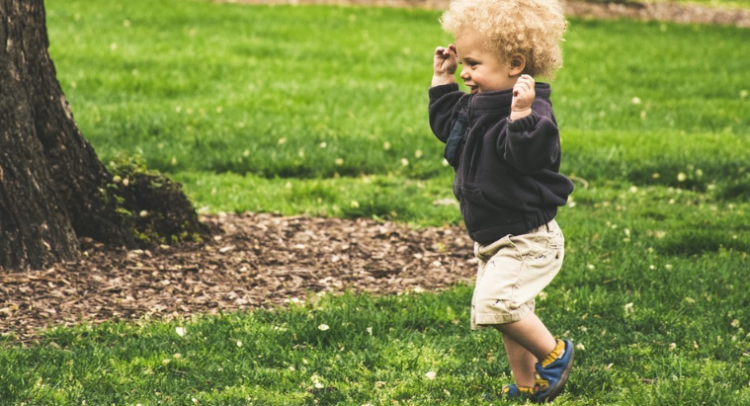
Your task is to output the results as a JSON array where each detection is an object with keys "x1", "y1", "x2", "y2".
[{"x1": 508, "y1": 54, "x2": 526, "y2": 76}]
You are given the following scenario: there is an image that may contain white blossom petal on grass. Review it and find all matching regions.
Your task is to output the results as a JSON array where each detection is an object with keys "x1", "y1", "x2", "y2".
[
  {"x1": 425, "y1": 371, "x2": 437, "y2": 380},
  {"x1": 432, "y1": 198, "x2": 458, "y2": 207},
  {"x1": 366, "y1": 327, "x2": 373, "y2": 335},
  {"x1": 175, "y1": 327, "x2": 186, "y2": 337},
  {"x1": 624, "y1": 303, "x2": 634, "y2": 314},
  {"x1": 631, "y1": 97, "x2": 642, "y2": 105},
  {"x1": 318, "y1": 324, "x2": 330, "y2": 331},
  {"x1": 311, "y1": 374, "x2": 325, "y2": 389},
  {"x1": 236, "y1": 340, "x2": 243, "y2": 347},
  {"x1": 575, "y1": 343, "x2": 586, "y2": 351}
]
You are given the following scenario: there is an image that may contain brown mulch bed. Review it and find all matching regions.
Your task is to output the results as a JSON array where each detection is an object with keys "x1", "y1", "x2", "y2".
[
  {"x1": 1, "y1": 213, "x2": 476, "y2": 340},
  {"x1": 212, "y1": 0, "x2": 750, "y2": 28},
  {"x1": 564, "y1": 1, "x2": 750, "y2": 27}
]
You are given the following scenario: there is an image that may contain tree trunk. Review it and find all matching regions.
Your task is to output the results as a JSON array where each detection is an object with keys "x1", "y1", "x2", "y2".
[{"x1": 0, "y1": 0, "x2": 207, "y2": 271}]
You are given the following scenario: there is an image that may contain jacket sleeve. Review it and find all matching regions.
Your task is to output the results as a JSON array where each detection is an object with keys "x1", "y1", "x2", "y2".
[
  {"x1": 428, "y1": 83, "x2": 464, "y2": 144},
  {"x1": 498, "y1": 99, "x2": 561, "y2": 174}
]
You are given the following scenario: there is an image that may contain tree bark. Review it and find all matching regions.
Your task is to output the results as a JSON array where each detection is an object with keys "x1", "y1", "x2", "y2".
[{"x1": 0, "y1": 0, "x2": 207, "y2": 270}]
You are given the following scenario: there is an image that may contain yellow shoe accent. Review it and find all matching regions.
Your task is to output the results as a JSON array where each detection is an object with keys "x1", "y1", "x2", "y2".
[{"x1": 541, "y1": 339, "x2": 566, "y2": 368}]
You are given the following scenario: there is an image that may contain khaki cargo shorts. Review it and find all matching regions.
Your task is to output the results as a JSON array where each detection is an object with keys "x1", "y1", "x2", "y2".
[{"x1": 471, "y1": 219, "x2": 565, "y2": 329}]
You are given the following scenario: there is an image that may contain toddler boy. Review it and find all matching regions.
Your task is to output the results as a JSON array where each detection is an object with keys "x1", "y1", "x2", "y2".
[{"x1": 429, "y1": 0, "x2": 575, "y2": 401}]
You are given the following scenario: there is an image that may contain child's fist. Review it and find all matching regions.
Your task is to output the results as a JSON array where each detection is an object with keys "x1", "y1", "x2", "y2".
[
  {"x1": 433, "y1": 45, "x2": 457, "y2": 76},
  {"x1": 512, "y1": 74, "x2": 536, "y2": 112}
]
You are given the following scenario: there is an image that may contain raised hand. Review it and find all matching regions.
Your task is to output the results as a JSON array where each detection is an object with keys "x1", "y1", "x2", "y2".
[
  {"x1": 431, "y1": 45, "x2": 458, "y2": 87},
  {"x1": 512, "y1": 74, "x2": 536, "y2": 112},
  {"x1": 433, "y1": 44, "x2": 458, "y2": 76}
]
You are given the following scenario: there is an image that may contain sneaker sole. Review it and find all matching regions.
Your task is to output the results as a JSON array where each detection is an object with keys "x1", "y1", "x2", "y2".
[{"x1": 540, "y1": 344, "x2": 575, "y2": 403}]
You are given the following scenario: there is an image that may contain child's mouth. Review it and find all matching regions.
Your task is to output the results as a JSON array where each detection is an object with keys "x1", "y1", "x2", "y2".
[{"x1": 469, "y1": 86, "x2": 479, "y2": 94}]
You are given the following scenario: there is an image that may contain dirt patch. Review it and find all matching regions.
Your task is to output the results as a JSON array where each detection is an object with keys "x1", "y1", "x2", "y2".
[
  {"x1": 564, "y1": 1, "x2": 750, "y2": 27},
  {"x1": 1, "y1": 213, "x2": 476, "y2": 340},
  {"x1": 213, "y1": 0, "x2": 750, "y2": 28}
]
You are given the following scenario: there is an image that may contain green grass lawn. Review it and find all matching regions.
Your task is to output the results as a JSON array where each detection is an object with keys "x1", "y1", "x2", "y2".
[
  {"x1": 1, "y1": 0, "x2": 749, "y2": 404},
  {"x1": 46, "y1": 0, "x2": 750, "y2": 224}
]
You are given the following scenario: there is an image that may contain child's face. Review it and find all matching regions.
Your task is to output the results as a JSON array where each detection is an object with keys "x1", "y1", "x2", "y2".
[{"x1": 455, "y1": 29, "x2": 517, "y2": 94}]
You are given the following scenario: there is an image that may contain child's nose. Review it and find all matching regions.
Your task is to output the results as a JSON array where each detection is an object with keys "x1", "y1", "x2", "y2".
[{"x1": 460, "y1": 68, "x2": 469, "y2": 80}]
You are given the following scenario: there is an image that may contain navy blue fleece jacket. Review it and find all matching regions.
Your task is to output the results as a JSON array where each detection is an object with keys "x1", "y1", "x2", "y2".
[{"x1": 429, "y1": 82, "x2": 574, "y2": 244}]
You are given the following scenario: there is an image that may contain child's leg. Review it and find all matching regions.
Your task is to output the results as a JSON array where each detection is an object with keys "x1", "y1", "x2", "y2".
[
  {"x1": 502, "y1": 334, "x2": 537, "y2": 387},
  {"x1": 471, "y1": 221, "x2": 566, "y2": 391},
  {"x1": 495, "y1": 311, "x2": 556, "y2": 386}
]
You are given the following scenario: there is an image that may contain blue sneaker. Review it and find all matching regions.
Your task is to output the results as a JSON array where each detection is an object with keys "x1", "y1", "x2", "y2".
[
  {"x1": 533, "y1": 339, "x2": 574, "y2": 402},
  {"x1": 501, "y1": 384, "x2": 533, "y2": 400}
]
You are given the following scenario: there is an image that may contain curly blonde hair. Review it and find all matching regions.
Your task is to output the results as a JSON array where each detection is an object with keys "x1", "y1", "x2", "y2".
[{"x1": 440, "y1": 0, "x2": 567, "y2": 79}]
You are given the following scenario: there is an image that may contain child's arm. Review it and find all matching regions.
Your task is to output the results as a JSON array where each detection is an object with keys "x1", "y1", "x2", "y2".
[
  {"x1": 429, "y1": 44, "x2": 464, "y2": 143},
  {"x1": 431, "y1": 45, "x2": 457, "y2": 87},
  {"x1": 500, "y1": 75, "x2": 561, "y2": 174}
]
